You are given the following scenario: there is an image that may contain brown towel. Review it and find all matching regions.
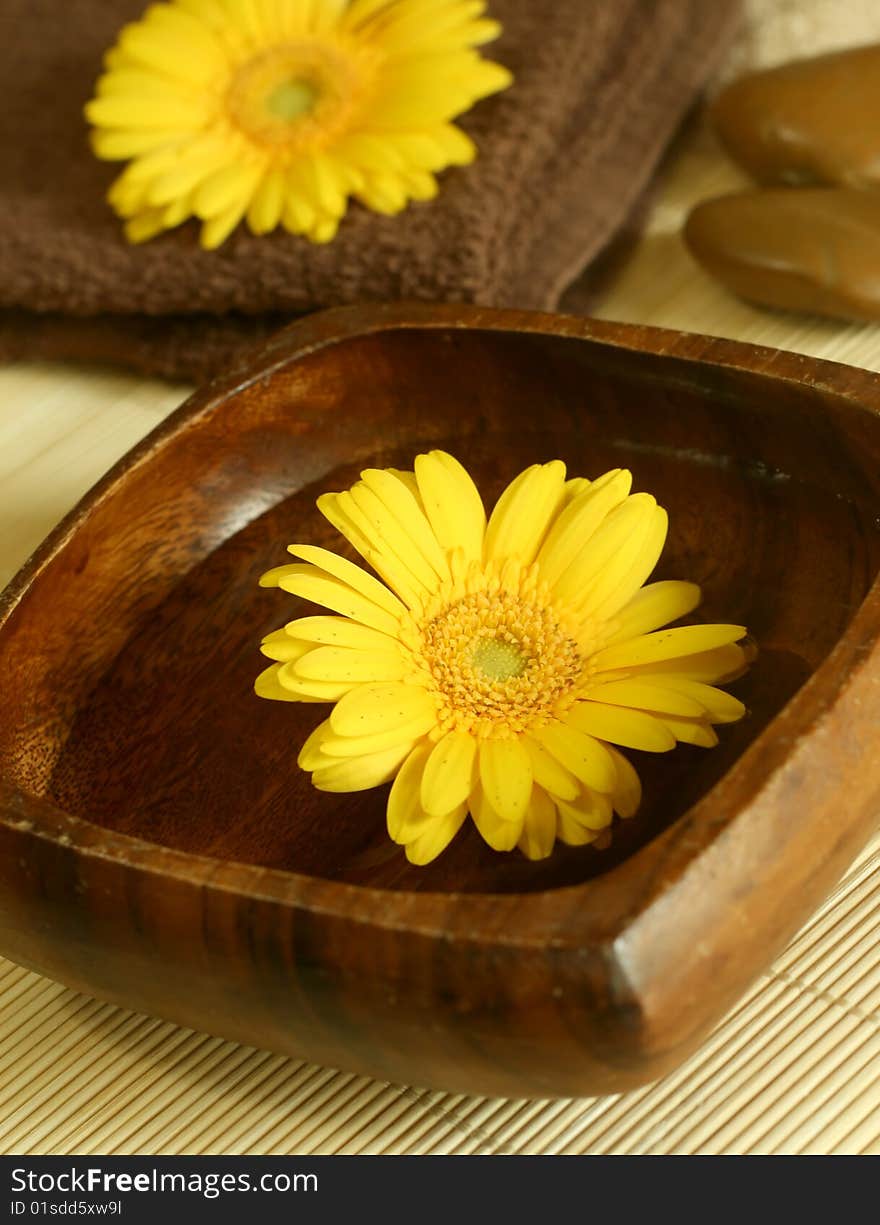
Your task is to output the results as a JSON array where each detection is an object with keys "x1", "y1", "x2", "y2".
[{"x1": 0, "y1": 0, "x2": 740, "y2": 381}]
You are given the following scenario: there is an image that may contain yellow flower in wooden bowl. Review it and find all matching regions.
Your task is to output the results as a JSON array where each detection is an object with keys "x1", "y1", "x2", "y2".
[
  {"x1": 84, "y1": 0, "x2": 512, "y2": 248},
  {"x1": 257, "y1": 452, "x2": 752, "y2": 864}
]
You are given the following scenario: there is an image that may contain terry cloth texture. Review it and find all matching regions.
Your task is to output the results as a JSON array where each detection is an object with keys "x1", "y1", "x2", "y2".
[{"x1": 0, "y1": 0, "x2": 740, "y2": 380}]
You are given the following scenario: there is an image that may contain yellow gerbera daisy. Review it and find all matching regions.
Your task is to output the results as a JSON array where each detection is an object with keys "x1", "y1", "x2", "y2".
[
  {"x1": 256, "y1": 453, "x2": 752, "y2": 864},
  {"x1": 84, "y1": 0, "x2": 513, "y2": 249}
]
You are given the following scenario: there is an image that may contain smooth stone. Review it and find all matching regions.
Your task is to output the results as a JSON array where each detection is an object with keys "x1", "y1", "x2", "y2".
[
  {"x1": 684, "y1": 188, "x2": 880, "y2": 320},
  {"x1": 712, "y1": 44, "x2": 880, "y2": 187}
]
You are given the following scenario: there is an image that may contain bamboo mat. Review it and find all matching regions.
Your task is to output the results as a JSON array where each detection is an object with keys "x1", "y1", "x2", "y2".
[{"x1": 5, "y1": 0, "x2": 880, "y2": 1157}]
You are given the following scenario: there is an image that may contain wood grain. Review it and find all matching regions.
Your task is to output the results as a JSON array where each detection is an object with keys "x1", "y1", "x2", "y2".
[{"x1": 1, "y1": 304, "x2": 880, "y2": 1098}]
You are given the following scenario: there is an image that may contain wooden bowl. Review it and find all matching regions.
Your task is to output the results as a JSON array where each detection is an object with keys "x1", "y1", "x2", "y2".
[{"x1": 2, "y1": 304, "x2": 880, "y2": 1099}]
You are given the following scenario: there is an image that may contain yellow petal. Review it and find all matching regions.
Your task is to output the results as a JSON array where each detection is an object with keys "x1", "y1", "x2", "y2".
[
  {"x1": 592, "y1": 624, "x2": 748, "y2": 672},
  {"x1": 532, "y1": 722, "x2": 616, "y2": 793},
  {"x1": 607, "y1": 746, "x2": 642, "y2": 819},
  {"x1": 556, "y1": 808, "x2": 598, "y2": 847},
  {"x1": 421, "y1": 729, "x2": 477, "y2": 816},
  {"x1": 580, "y1": 505, "x2": 668, "y2": 620},
  {"x1": 330, "y1": 682, "x2": 437, "y2": 737},
  {"x1": 483, "y1": 461, "x2": 566, "y2": 566},
  {"x1": 518, "y1": 787, "x2": 557, "y2": 860},
  {"x1": 200, "y1": 199, "x2": 250, "y2": 249},
  {"x1": 567, "y1": 701, "x2": 676, "y2": 752},
  {"x1": 276, "y1": 665, "x2": 354, "y2": 702},
  {"x1": 254, "y1": 663, "x2": 302, "y2": 702},
  {"x1": 312, "y1": 744, "x2": 414, "y2": 792},
  {"x1": 522, "y1": 736, "x2": 580, "y2": 801},
  {"x1": 317, "y1": 492, "x2": 424, "y2": 608},
  {"x1": 471, "y1": 784, "x2": 522, "y2": 851},
  {"x1": 297, "y1": 719, "x2": 334, "y2": 770},
  {"x1": 478, "y1": 738, "x2": 533, "y2": 823},
  {"x1": 556, "y1": 790, "x2": 614, "y2": 832},
  {"x1": 293, "y1": 645, "x2": 405, "y2": 684},
  {"x1": 603, "y1": 581, "x2": 701, "y2": 646},
  {"x1": 321, "y1": 722, "x2": 431, "y2": 758},
  {"x1": 283, "y1": 616, "x2": 397, "y2": 651},
  {"x1": 348, "y1": 481, "x2": 441, "y2": 595},
  {"x1": 359, "y1": 468, "x2": 450, "y2": 582},
  {"x1": 622, "y1": 642, "x2": 751, "y2": 684},
  {"x1": 247, "y1": 166, "x2": 285, "y2": 234},
  {"x1": 414, "y1": 451, "x2": 486, "y2": 561},
  {"x1": 552, "y1": 494, "x2": 658, "y2": 609},
  {"x1": 581, "y1": 679, "x2": 707, "y2": 718},
  {"x1": 536, "y1": 469, "x2": 632, "y2": 587},
  {"x1": 259, "y1": 628, "x2": 313, "y2": 663},
  {"x1": 85, "y1": 94, "x2": 200, "y2": 129},
  {"x1": 643, "y1": 678, "x2": 746, "y2": 723},
  {"x1": 387, "y1": 742, "x2": 433, "y2": 843},
  {"x1": 660, "y1": 716, "x2": 720, "y2": 747},
  {"x1": 404, "y1": 804, "x2": 468, "y2": 864},
  {"x1": 261, "y1": 563, "x2": 401, "y2": 636},
  {"x1": 285, "y1": 544, "x2": 405, "y2": 618}
]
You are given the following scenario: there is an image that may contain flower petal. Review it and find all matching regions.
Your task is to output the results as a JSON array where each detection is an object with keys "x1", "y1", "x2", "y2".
[
  {"x1": 471, "y1": 784, "x2": 522, "y2": 851},
  {"x1": 421, "y1": 730, "x2": 477, "y2": 816},
  {"x1": 311, "y1": 741, "x2": 414, "y2": 792},
  {"x1": 359, "y1": 467, "x2": 450, "y2": 582},
  {"x1": 568, "y1": 701, "x2": 676, "y2": 752},
  {"x1": 285, "y1": 545, "x2": 405, "y2": 618},
  {"x1": 414, "y1": 451, "x2": 486, "y2": 561},
  {"x1": 518, "y1": 787, "x2": 557, "y2": 860},
  {"x1": 283, "y1": 616, "x2": 398, "y2": 650},
  {"x1": 556, "y1": 807, "x2": 599, "y2": 847},
  {"x1": 580, "y1": 679, "x2": 707, "y2": 719},
  {"x1": 254, "y1": 663, "x2": 302, "y2": 702},
  {"x1": 591, "y1": 624, "x2": 748, "y2": 672},
  {"x1": 643, "y1": 678, "x2": 746, "y2": 723},
  {"x1": 536, "y1": 469, "x2": 632, "y2": 587},
  {"x1": 532, "y1": 722, "x2": 616, "y2": 793},
  {"x1": 602, "y1": 581, "x2": 701, "y2": 646},
  {"x1": 660, "y1": 716, "x2": 720, "y2": 747},
  {"x1": 297, "y1": 718, "x2": 335, "y2": 770},
  {"x1": 484, "y1": 461, "x2": 566, "y2": 566},
  {"x1": 607, "y1": 746, "x2": 642, "y2": 819},
  {"x1": 478, "y1": 739, "x2": 533, "y2": 823},
  {"x1": 293, "y1": 645, "x2": 405, "y2": 684},
  {"x1": 259, "y1": 628, "x2": 313, "y2": 663},
  {"x1": 404, "y1": 804, "x2": 468, "y2": 864},
  {"x1": 522, "y1": 735, "x2": 580, "y2": 801},
  {"x1": 330, "y1": 683, "x2": 437, "y2": 737},
  {"x1": 552, "y1": 493, "x2": 659, "y2": 609},
  {"x1": 387, "y1": 743, "x2": 433, "y2": 842},
  {"x1": 262, "y1": 563, "x2": 401, "y2": 636},
  {"x1": 580, "y1": 505, "x2": 668, "y2": 621},
  {"x1": 556, "y1": 790, "x2": 614, "y2": 832}
]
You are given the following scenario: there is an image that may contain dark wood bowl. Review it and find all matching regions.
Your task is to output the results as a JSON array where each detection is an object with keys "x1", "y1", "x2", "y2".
[{"x1": 2, "y1": 304, "x2": 880, "y2": 1099}]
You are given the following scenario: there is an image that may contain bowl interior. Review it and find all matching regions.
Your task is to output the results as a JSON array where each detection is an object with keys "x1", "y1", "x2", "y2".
[{"x1": 5, "y1": 322, "x2": 880, "y2": 894}]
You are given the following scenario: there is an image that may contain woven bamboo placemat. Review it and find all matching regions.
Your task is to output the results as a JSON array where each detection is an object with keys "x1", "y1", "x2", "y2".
[{"x1": 4, "y1": 0, "x2": 880, "y2": 1156}]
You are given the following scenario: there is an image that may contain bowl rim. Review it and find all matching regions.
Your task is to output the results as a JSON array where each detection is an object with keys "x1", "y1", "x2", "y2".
[{"x1": 3, "y1": 301, "x2": 880, "y2": 951}]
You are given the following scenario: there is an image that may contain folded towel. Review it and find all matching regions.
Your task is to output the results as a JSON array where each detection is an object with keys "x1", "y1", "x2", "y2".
[{"x1": 0, "y1": 0, "x2": 740, "y2": 380}]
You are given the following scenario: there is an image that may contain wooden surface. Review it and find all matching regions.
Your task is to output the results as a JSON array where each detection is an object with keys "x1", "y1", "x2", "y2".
[
  {"x1": 5, "y1": 95, "x2": 880, "y2": 1148},
  {"x1": 4, "y1": 305, "x2": 880, "y2": 1101}
]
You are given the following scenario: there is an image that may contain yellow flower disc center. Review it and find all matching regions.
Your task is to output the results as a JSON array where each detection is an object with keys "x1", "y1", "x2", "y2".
[
  {"x1": 266, "y1": 78, "x2": 319, "y2": 122},
  {"x1": 412, "y1": 587, "x2": 584, "y2": 739},
  {"x1": 226, "y1": 41, "x2": 374, "y2": 149},
  {"x1": 471, "y1": 635, "x2": 527, "y2": 681}
]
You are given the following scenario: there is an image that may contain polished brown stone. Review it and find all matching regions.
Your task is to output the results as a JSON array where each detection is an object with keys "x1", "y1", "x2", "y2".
[
  {"x1": 684, "y1": 188, "x2": 880, "y2": 320},
  {"x1": 712, "y1": 45, "x2": 880, "y2": 187}
]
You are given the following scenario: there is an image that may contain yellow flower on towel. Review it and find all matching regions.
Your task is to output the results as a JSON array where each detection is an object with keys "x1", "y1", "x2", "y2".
[
  {"x1": 84, "y1": 0, "x2": 512, "y2": 249},
  {"x1": 257, "y1": 453, "x2": 752, "y2": 864}
]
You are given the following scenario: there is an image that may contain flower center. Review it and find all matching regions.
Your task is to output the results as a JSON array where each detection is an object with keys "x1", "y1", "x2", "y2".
[
  {"x1": 266, "y1": 78, "x2": 319, "y2": 121},
  {"x1": 225, "y1": 41, "x2": 375, "y2": 149},
  {"x1": 405, "y1": 580, "x2": 585, "y2": 739},
  {"x1": 471, "y1": 635, "x2": 527, "y2": 681}
]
